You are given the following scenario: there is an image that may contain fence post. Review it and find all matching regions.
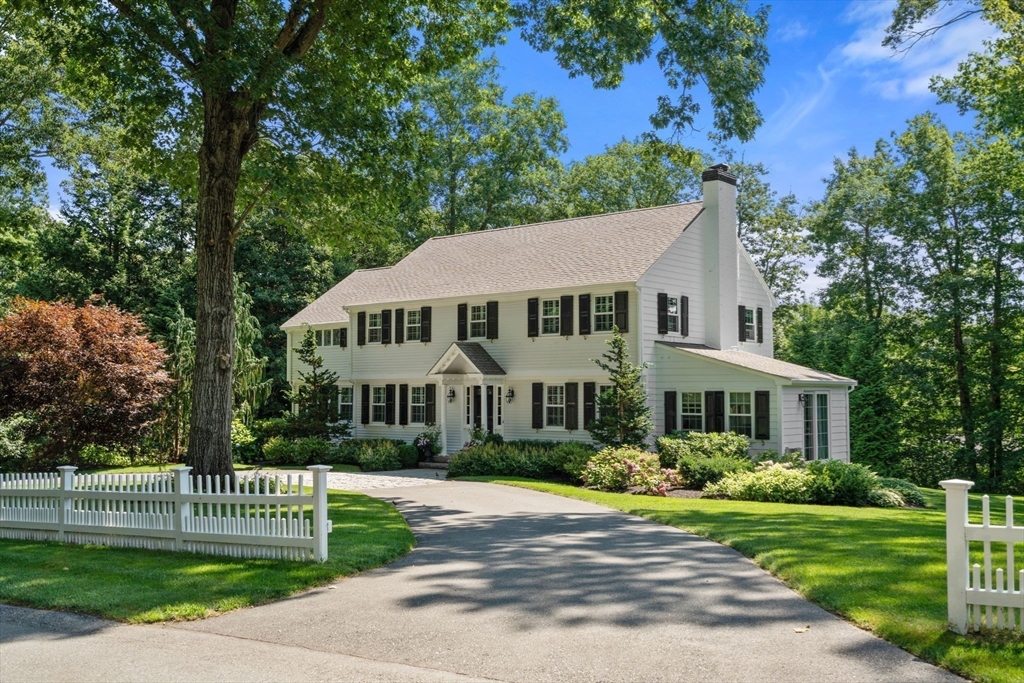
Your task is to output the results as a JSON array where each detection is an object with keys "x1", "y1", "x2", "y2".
[
  {"x1": 172, "y1": 467, "x2": 193, "y2": 552},
  {"x1": 308, "y1": 465, "x2": 330, "y2": 562},
  {"x1": 940, "y1": 479, "x2": 974, "y2": 635},
  {"x1": 56, "y1": 466, "x2": 76, "y2": 542}
]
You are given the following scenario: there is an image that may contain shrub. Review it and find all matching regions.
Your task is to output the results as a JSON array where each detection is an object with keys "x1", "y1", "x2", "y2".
[
  {"x1": 398, "y1": 444, "x2": 419, "y2": 469},
  {"x1": 447, "y1": 442, "x2": 564, "y2": 479},
  {"x1": 551, "y1": 442, "x2": 598, "y2": 482},
  {"x1": 356, "y1": 441, "x2": 403, "y2": 471},
  {"x1": 877, "y1": 477, "x2": 926, "y2": 507},
  {"x1": 581, "y1": 446, "x2": 664, "y2": 493},
  {"x1": 262, "y1": 436, "x2": 331, "y2": 466},
  {"x1": 676, "y1": 454, "x2": 753, "y2": 489},
  {"x1": 658, "y1": 431, "x2": 750, "y2": 467},
  {"x1": 329, "y1": 439, "x2": 406, "y2": 466},
  {"x1": 231, "y1": 420, "x2": 259, "y2": 464},
  {"x1": 868, "y1": 488, "x2": 906, "y2": 508},
  {"x1": 806, "y1": 460, "x2": 879, "y2": 506},
  {"x1": 0, "y1": 414, "x2": 34, "y2": 471},
  {"x1": 704, "y1": 463, "x2": 814, "y2": 504}
]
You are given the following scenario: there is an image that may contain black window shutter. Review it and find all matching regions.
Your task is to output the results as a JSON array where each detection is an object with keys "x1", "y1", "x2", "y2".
[
  {"x1": 361, "y1": 384, "x2": 370, "y2": 424},
  {"x1": 457, "y1": 303, "x2": 468, "y2": 341},
  {"x1": 755, "y1": 390, "x2": 770, "y2": 440},
  {"x1": 381, "y1": 309, "x2": 392, "y2": 345},
  {"x1": 665, "y1": 391, "x2": 677, "y2": 434},
  {"x1": 486, "y1": 301, "x2": 498, "y2": 340},
  {"x1": 384, "y1": 384, "x2": 396, "y2": 425},
  {"x1": 395, "y1": 309, "x2": 405, "y2": 345},
  {"x1": 657, "y1": 292, "x2": 669, "y2": 335},
  {"x1": 527, "y1": 298, "x2": 539, "y2": 337},
  {"x1": 399, "y1": 384, "x2": 409, "y2": 426},
  {"x1": 565, "y1": 382, "x2": 579, "y2": 430},
  {"x1": 425, "y1": 384, "x2": 436, "y2": 424},
  {"x1": 579, "y1": 294, "x2": 591, "y2": 335},
  {"x1": 340, "y1": 327, "x2": 348, "y2": 348},
  {"x1": 756, "y1": 307, "x2": 763, "y2": 344},
  {"x1": 420, "y1": 306, "x2": 431, "y2": 342},
  {"x1": 614, "y1": 291, "x2": 629, "y2": 332},
  {"x1": 560, "y1": 295, "x2": 574, "y2": 336},
  {"x1": 357, "y1": 312, "x2": 366, "y2": 346},
  {"x1": 532, "y1": 382, "x2": 544, "y2": 429},
  {"x1": 705, "y1": 391, "x2": 725, "y2": 433},
  {"x1": 738, "y1": 305, "x2": 747, "y2": 341},
  {"x1": 681, "y1": 296, "x2": 689, "y2": 337},
  {"x1": 583, "y1": 382, "x2": 596, "y2": 428}
]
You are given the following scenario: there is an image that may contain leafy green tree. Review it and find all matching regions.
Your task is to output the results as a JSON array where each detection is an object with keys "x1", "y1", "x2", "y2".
[
  {"x1": 286, "y1": 329, "x2": 348, "y2": 439},
  {"x1": 150, "y1": 304, "x2": 195, "y2": 463},
  {"x1": 38, "y1": 0, "x2": 769, "y2": 477},
  {"x1": 589, "y1": 327, "x2": 652, "y2": 447}
]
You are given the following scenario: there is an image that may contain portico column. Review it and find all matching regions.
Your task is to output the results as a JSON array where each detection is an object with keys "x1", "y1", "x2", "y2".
[{"x1": 438, "y1": 380, "x2": 447, "y2": 455}]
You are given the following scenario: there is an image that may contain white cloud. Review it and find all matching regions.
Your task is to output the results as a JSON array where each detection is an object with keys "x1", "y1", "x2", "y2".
[
  {"x1": 777, "y1": 20, "x2": 812, "y2": 43},
  {"x1": 761, "y1": 66, "x2": 836, "y2": 143}
]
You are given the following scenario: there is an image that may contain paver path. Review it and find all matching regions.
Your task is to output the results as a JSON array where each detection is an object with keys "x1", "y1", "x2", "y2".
[{"x1": 1, "y1": 478, "x2": 960, "y2": 682}]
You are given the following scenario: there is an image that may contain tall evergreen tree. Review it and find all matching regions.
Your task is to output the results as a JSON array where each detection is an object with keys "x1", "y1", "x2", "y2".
[{"x1": 588, "y1": 327, "x2": 652, "y2": 447}]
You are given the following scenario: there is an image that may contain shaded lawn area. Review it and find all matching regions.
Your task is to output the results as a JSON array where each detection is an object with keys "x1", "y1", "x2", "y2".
[
  {"x1": 0, "y1": 490, "x2": 414, "y2": 623},
  {"x1": 461, "y1": 477, "x2": 1023, "y2": 683}
]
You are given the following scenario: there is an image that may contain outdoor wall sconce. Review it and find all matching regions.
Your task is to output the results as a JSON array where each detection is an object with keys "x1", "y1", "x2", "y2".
[
  {"x1": 797, "y1": 393, "x2": 808, "y2": 405},
  {"x1": 505, "y1": 388, "x2": 515, "y2": 404},
  {"x1": 447, "y1": 388, "x2": 456, "y2": 403}
]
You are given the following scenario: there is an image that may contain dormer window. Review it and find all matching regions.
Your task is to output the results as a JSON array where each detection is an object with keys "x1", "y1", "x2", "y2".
[
  {"x1": 470, "y1": 305, "x2": 487, "y2": 338},
  {"x1": 368, "y1": 313, "x2": 382, "y2": 343},
  {"x1": 541, "y1": 299, "x2": 560, "y2": 335}
]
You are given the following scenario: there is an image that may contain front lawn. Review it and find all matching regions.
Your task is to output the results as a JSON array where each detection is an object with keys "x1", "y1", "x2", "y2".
[
  {"x1": 0, "y1": 489, "x2": 414, "y2": 623},
  {"x1": 83, "y1": 463, "x2": 361, "y2": 474},
  {"x1": 463, "y1": 477, "x2": 1023, "y2": 683}
]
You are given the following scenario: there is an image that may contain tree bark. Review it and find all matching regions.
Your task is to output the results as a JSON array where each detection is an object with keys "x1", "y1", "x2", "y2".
[{"x1": 185, "y1": 92, "x2": 254, "y2": 479}]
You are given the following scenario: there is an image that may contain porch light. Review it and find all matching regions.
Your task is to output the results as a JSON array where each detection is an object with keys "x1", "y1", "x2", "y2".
[
  {"x1": 797, "y1": 393, "x2": 807, "y2": 405},
  {"x1": 505, "y1": 388, "x2": 515, "y2": 404},
  {"x1": 447, "y1": 388, "x2": 456, "y2": 403}
]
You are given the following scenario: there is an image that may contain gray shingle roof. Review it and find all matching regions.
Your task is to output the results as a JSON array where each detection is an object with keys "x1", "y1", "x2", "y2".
[
  {"x1": 657, "y1": 342, "x2": 856, "y2": 384},
  {"x1": 282, "y1": 202, "x2": 703, "y2": 328},
  {"x1": 452, "y1": 342, "x2": 506, "y2": 376}
]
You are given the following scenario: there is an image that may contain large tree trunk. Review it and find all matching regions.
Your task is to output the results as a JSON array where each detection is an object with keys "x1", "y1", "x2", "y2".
[{"x1": 185, "y1": 92, "x2": 253, "y2": 479}]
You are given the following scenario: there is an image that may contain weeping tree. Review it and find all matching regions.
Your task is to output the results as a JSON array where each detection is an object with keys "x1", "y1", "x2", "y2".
[{"x1": 39, "y1": 0, "x2": 768, "y2": 477}]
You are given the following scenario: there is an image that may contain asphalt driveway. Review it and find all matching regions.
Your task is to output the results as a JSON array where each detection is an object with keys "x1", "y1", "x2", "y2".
[{"x1": 1, "y1": 479, "x2": 959, "y2": 682}]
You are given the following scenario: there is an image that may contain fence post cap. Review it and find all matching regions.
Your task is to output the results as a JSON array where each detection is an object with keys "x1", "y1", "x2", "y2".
[
  {"x1": 171, "y1": 466, "x2": 193, "y2": 472},
  {"x1": 939, "y1": 479, "x2": 974, "y2": 489},
  {"x1": 307, "y1": 465, "x2": 331, "y2": 472},
  {"x1": 56, "y1": 465, "x2": 78, "y2": 472}
]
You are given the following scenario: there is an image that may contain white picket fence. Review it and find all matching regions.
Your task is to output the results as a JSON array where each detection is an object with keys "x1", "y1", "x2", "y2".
[
  {"x1": 940, "y1": 479, "x2": 1023, "y2": 634},
  {"x1": 0, "y1": 465, "x2": 332, "y2": 562}
]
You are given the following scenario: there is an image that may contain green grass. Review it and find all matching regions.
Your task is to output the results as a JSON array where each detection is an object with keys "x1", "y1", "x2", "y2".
[
  {"x1": 0, "y1": 490, "x2": 414, "y2": 623},
  {"x1": 82, "y1": 463, "x2": 362, "y2": 474},
  {"x1": 460, "y1": 477, "x2": 1023, "y2": 683}
]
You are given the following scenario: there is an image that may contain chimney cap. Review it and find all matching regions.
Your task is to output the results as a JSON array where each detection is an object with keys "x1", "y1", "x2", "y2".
[{"x1": 702, "y1": 163, "x2": 737, "y2": 186}]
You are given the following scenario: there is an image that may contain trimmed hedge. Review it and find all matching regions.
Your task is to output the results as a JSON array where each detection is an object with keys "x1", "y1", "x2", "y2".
[
  {"x1": 656, "y1": 432, "x2": 750, "y2": 468},
  {"x1": 447, "y1": 440, "x2": 596, "y2": 481}
]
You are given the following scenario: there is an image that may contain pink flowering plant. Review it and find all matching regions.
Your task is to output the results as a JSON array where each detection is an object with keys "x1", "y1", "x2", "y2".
[{"x1": 582, "y1": 446, "x2": 678, "y2": 496}]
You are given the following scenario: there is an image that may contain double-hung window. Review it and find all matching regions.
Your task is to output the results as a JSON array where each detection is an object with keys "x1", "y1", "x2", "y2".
[
  {"x1": 546, "y1": 385, "x2": 565, "y2": 427},
  {"x1": 729, "y1": 392, "x2": 752, "y2": 437},
  {"x1": 406, "y1": 309, "x2": 421, "y2": 341},
  {"x1": 667, "y1": 297, "x2": 680, "y2": 333},
  {"x1": 594, "y1": 295, "x2": 614, "y2": 332},
  {"x1": 680, "y1": 392, "x2": 703, "y2": 432},
  {"x1": 804, "y1": 393, "x2": 830, "y2": 460},
  {"x1": 410, "y1": 386, "x2": 426, "y2": 424},
  {"x1": 744, "y1": 308, "x2": 755, "y2": 341},
  {"x1": 470, "y1": 304, "x2": 487, "y2": 338},
  {"x1": 338, "y1": 386, "x2": 354, "y2": 422},
  {"x1": 371, "y1": 386, "x2": 386, "y2": 423},
  {"x1": 368, "y1": 313, "x2": 382, "y2": 344},
  {"x1": 596, "y1": 384, "x2": 613, "y2": 418},
  {"x1": 541, "y1": 299, "x2": 560, "y2": 334}
]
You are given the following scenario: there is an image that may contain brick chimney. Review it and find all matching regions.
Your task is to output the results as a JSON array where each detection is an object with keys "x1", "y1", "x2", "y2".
[{"x1": 701, "y1": 163, "x2": 739, "y2": 350}]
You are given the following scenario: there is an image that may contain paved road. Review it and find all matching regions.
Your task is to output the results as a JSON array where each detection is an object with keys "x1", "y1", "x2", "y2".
[{"x1": 1, "y1": 479, "x2": 959, "y2": 682}]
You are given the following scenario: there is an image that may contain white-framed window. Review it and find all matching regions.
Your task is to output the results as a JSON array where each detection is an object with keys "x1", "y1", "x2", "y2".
[
  {"x1": 594, "y1": 295, "x2": 614, "y2": 332},
  {"x1": 371, "y1": 386, "x2": 387, "y2": 423},
  {"x1": 680, "y1": 392, "x2": 702, "y2": 432},
  {"x1": 368, "y1": 313, "x2": 382, "y2": 344},
  {"x1": 315, "y1": 330, "x2": 323, "y2": 346},
  {"x1": 804, "y1": 392, "x2": 830, "y2": 460},
  {"x1": 470, "y1": 304, "x2": 487, "y2": 338},
  {"x1": 667, "y1": 296, "x2": 679, "y2": 333},
  {"x1": 546, "y1": 385, "x2": 565, "y2": 427},
  {"x1": 411, "y1": 386, "x2": 426, "y2": 424},
  {"x1": 466, "y1": 386, "x2": 471, "y2": 425},
  {"x1": 332, "y1": 329, "x2": 343, "y2": 346},
  {"x1": 406, "y1": 309, "x2": 421, "y2": 341},
  {"x1": 596, "y1": 384, "x2": 613, "y2": 418},
  {"x1": 729, "y1": 392, "x2": 752, "y2": 437},
  {"x1": 338, "y1": 386, "x2": 353, "y2": 422},
  {"x1": 744, "y1": 308, "x2": 755, "y2": 341},
  {"x1": 542, "y1": 299, "x2": 560, "y2": 335}
]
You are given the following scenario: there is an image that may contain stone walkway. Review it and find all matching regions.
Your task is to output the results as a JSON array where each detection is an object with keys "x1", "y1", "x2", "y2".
[{"x1": 276, "y1": 467, "x2": 447, "y2": 491}]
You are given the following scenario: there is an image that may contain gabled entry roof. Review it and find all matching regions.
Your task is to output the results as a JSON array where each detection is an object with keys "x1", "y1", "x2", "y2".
[
  {"x1": 657, "y1": 342, "x2": 856, "y2": 384},
  {"x1": 427, "y1": 342, "x2": 506, "y2": 377}
]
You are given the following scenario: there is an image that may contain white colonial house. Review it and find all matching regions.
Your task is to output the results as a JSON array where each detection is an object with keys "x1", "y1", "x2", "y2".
[{"x1": 283, "y1": 164, "x2": 856, "y2": 459}]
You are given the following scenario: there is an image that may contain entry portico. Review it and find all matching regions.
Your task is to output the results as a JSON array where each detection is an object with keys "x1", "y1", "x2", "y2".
[{"x1": 427, "y1": 341, "x2": 506, "y2": 453}]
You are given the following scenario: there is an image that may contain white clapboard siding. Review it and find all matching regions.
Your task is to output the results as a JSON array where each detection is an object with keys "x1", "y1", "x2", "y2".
[
  {"x1": 0, "y1": 466, "x2": 332, "y2": 562},
  {"x1": 940, "y1": 480, "x2": 1023, "y2": 634}
]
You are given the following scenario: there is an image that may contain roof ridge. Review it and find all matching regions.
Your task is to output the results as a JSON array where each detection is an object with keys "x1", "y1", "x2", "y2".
[{"x1": 423, "y1": 201, "x2": 703, "y2": 243}]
